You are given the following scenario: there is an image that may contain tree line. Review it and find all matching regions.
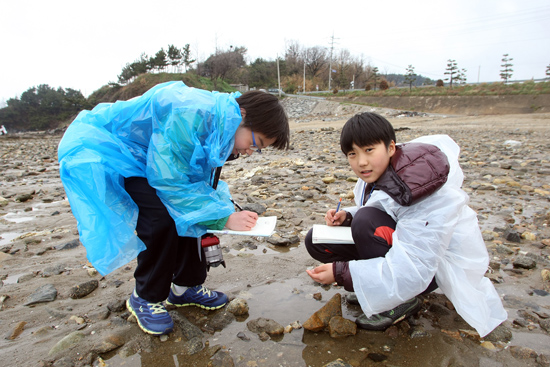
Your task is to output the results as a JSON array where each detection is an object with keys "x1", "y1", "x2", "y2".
[
  {"x1": 2, "y1": 39, "x2": 549, "y2": 132},
  {"x1": 0, "y1": 85, "x2": 90, "y2": 132}
]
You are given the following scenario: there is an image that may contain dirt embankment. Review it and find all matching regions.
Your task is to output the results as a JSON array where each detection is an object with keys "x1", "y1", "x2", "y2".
[{"x1": 328, "y1": 94, "x2": 550, "y2": 115}]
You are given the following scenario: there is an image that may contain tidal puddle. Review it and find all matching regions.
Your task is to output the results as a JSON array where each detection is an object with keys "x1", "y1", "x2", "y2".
[
  {"x1": 0, "y1": 232, "x2": 21, "y2": 246},
  {"x1": 102, "y1": 277, "x2": 512, "y2": 367},
  {"x1": 2, "y1": 212, "x2": 34, "y2": 223}
]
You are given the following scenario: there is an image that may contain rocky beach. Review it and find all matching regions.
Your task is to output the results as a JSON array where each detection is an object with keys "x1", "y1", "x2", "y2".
[{"x1": 1, "y1": 97, "x2": 550, "y2": 367}]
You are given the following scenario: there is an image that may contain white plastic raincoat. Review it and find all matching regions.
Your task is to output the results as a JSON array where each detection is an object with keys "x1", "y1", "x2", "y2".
[
  {"x1": 58, "y1": 82, "x2": 242, "y2": 275},
  {"x1": 347, "y1": 135, "x2": 507, "y2": 337}
]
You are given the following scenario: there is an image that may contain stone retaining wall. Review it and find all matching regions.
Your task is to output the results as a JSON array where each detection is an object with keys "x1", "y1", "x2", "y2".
[{"x1": 327, "y1": 94, "x2": 550, "y2": 115}]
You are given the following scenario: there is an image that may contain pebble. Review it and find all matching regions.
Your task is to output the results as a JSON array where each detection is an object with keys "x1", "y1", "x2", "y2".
[
  {"x1": 5, "y1": 321, "x2": 26, "y2": 340},
  {"x1": 68, "y1": 279, "x2": 99, "y2": 299},
  {"x1": 246, "y1": 317, "x2": 284, "y2": 336},
  {"x1": 24, "y1": 284, "x2": 57, "y2": 306},
  {"x1": 226, "y1": 298, "x2": 249, "y2": 316}
]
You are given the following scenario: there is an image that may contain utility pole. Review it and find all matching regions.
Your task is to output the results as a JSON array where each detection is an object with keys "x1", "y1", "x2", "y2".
[
  {"x1": 328, "y1": 33, "x2": 336, "y2": 91},
  {"x1": 277, "y1": 55, "x2": 281, "y2": 97},
  {"x1": 303, "y1": 61, "x2": 306, "y2": 94}
]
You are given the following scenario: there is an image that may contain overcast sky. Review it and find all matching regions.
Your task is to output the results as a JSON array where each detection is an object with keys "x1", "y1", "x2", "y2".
[{"x1": 1, "y1": 0, "x2": 549, "y2": 105}]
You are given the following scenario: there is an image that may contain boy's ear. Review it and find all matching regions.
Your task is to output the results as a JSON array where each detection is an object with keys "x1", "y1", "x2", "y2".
[
  {"x1": 240, "y1": 108, "x2": 246, "y2": 119},
  {"x1": 388, "y1": 140, "x2": 396, "y2": 157}
]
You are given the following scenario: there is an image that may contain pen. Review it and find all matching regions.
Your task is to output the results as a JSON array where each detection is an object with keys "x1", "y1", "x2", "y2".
[
  {"x1": 333, "y1": 198, "x2": 342, "y2": 224},
  {"x1": 231, "y1": 199, "x2": 243, "y2": 211}
]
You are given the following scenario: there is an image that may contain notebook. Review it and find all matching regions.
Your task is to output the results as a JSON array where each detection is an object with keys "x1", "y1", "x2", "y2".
[
  {"x1": 312, "y1": 224, "x2": 354, "y2": 244},
  {"x1": 206, "y1": 216, "x2": 277, "y2": 237}
]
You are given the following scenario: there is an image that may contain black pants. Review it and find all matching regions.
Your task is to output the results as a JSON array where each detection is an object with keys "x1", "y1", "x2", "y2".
[
  {"x1": 124, "y1": 177, "x2": 207, "y2": 302},
  {"x1": 305, "y1": 206, "x2": 437, "y2": 294}
]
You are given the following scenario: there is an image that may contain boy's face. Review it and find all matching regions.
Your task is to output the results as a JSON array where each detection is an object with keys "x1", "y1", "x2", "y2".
[
  {"x1": 232, "y1": 126, "x2": 274, "y2": 156},
  {"x1": 347, "y1": 141, "x2": 396, "y2": 183}
]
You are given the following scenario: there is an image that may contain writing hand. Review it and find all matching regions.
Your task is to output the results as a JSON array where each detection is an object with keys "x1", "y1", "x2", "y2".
[
  {"x1": 325, "y1": 209, "x2": 346, "y2": 226},
  {"x1": 225, "y1": 211, "x2": 258, "y2": 231}
]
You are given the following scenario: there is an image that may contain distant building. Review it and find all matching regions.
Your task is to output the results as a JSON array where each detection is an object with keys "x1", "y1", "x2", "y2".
[{"x1": 230, "y1": 84, "x2": 249, "y2": 93}]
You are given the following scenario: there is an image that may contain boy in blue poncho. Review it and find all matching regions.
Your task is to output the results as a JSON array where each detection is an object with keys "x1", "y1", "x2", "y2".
[{"x1": 58, "y1": 81, "x2": 290, "y2": 335}]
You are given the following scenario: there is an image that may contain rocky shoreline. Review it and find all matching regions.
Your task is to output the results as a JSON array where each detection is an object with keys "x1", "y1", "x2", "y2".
[{"x1": 1, "y1": 99, "x2": 550, "y2": 366}]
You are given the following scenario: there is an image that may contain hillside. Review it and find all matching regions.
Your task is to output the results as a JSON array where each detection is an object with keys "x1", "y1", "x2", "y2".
[{"x1": 88, "y1": 73, "x2": 237, "y2": 105}]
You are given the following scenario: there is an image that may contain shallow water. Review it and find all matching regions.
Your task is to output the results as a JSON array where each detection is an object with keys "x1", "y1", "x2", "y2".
[
  {"x1": 102, "y1": 277, "x2": 526, "y2": 367},
  {"x1": 2, "y1": 212, "x2": 34, "y2": 223},
  {"x1": 0, "y1": 231, "x2": 21, "y2": 246}
]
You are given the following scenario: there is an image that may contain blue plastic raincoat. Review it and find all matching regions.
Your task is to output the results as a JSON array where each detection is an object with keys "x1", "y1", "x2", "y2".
[{"x1": 58, "y1": 81, "x2": 242, "y2": 275}]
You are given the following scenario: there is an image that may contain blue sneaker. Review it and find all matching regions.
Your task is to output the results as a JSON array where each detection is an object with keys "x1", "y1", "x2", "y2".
[
  {"x1": 166, "y1": 284, "x2": 228, "y2": 310},
  {"x1": 126, "y1": 290, "x2": 174, "y2": 335}
]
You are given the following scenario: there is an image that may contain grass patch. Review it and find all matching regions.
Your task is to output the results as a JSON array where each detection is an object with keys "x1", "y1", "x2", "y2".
[
  {"x1": 89, "y1": 73, "x2": 237, "y2": 104},
  {"x1": 311, "y1": 81, "x2": 550, "y2": 98}
]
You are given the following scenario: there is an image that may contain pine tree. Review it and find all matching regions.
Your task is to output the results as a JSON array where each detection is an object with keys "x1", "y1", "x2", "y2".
[
  {"x1": 444, "y1": 59, "x2": 459, "y2": 88},
  {"x1": 404, "y1": 65, "x2": 417, "y2": 91},
  {"x1": 500, "y1": 54, "x2": 514, "y2": 83}
]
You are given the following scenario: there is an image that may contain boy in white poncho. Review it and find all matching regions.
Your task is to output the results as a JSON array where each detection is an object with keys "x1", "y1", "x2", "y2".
[{"x1": 305, "y1": 112, "x2": 506, "y2": 336}]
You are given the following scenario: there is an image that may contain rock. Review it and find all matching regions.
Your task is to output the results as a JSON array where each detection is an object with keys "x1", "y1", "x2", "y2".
[
  {"x1": 323, "y1": 358, "x2": 353, "y2": 367},
  {"x1": 210, "y1": 349, "x2": 234, "y2": 366},
  {"x1": 208, "y1": 311, "x2": 235, "y2": 331},
  {"x1": 169, "y1": 311, "x2": 204, "y2": 340},
  {"x1": 328, "y1": 316, "x2": 357, "y2": 338},
  {"x1": 509, "y1": 346, "x2": 538, "y2": 360},
  {"x1": 266, "y1": 234, "x2": 299, "y2": 246},
  {"x1": 521, "y1": 232, "x2": 537, "y2": 241},
  {"x1": 303, "y1": 293, "x2": 342, "y2": 332},
  {"x1": 537, "y1": 354, "x2": 550, "y2": 367},
  {"x1": 513, "y1": 256, "x2": 536, "y2": 270},
  {"x1": 302, "y1": 312, "x2": 325, "y2": 332},
  {"x1": 533, "y1": 289, "x2": 549, "y2": 296},
  {"x1": 242, "y1": 203, "x2": 266, "y2": 214},
  {"x1": 480, "y1": 341, "x2": 497, "y2": 350},
  {"x1": 24, "y1": 284, "x2": 57, "y2": 306},
  {"x1": 503, "y1": 228, "x2": 521, "y2": 243},
  {"x1": 183, "y1": 336, "x2": 204, "y2": 355},
  {"x1": 107, "y1": 299, "x2": 127, "y2": 312},
  {"x1": 55, "y1": 239, "x2": 80, "y2": 250},
  {"x1": 48, "y1": 331, "x2": 85, "y2": 356},
  {"x1": 41, "y1": 263, "x2": 66, "y2": 277},
  {"x1": 322, "y1": 176, "x2": 336, "y2": 184},
  {"x1": 15, "y1": 193, "x2": 34, "y2": 202},
  {"x1": 93, "y1": 332, "x2": 126, "y2": 353},
  {"x1": 226, "y1": 298, "x2": 249, "y2": 316},
  {"x1": 68, "y1": 279, "x2": 99, "y2": 299},
  {"x1": 483, "y1": 324, "x2": 513, "y2": 343},
  {"x1": 5, "y1": 321, "x2": 26, "y2": 340},
  {"x1": 236, "y1": 331, "x2": 250, "y2": 341},
  {"x1": 539, "y1": 318, "x2": 550, "y2": 332},
  {"x1": 410, "y1": 327, "x2": 430, "y2": 338},
  {"x1": 367, "y1": 353, "x2": 388, "y2": 362},
  {"x1": 246, "y1": 317, "x2": 284, "y2": 336}
]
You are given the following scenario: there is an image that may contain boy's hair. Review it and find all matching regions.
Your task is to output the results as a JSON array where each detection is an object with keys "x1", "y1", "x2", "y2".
[
  {"x1": 236, "y1": 91, "x2": 290, "y2": 150},
  {"x1": 340, "y1": 112, "x2": 396, "y2": 155}
]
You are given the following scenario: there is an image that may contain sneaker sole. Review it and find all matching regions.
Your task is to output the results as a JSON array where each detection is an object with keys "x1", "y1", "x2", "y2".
[
  {"x1": 165, "y1": 299, "x2": 226, "y2": 310},
  {"x1": 390, "y1": 300, "x2": 422, "y2": 325},
  {"x1": 356, "y1": 298, "x2": 423, "y2": 331},
  {"x1": 126, "y1": 299, "x2": 173, "y2": 335}
]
